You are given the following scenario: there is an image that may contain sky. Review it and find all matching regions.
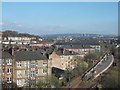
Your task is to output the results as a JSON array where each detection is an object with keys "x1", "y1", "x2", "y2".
[{"x1": 1, "y1": 2, "x2": 118, "y2": 35}]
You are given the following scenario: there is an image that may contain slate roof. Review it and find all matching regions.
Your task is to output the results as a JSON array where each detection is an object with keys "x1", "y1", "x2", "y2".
[
  {"x1": 2, "y1": 51, "x2": 12, "y2": 59},
  {"x1": 1, "y1": 45, "x2": 79, "y2": 61},
  {"x1": 55, "y1": 40, "x2": 99, "y2": 46},
  {"x1": 62, "y1": 45, "x2": 91, "y2": 49},
  {"x1": 14, "y1": 51, "x2": 48, "y2": 61},
  {"x1": 55, "y1": 48, "x2": 79, "y2": 56}
]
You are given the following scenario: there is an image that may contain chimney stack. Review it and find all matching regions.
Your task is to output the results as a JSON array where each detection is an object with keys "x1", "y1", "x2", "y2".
[
  {"x1": 61, "y1": 48, "x2": 65, "y2": 54},
  {"x1": 9, "y1": 46, "x2": 15, "y2": 56},
  {"x1": 12, "y1": 46, "x2": 15, "y2": 56},
  {"x1": 63, "y1": 49, "x2": 65, "y2": 54}
]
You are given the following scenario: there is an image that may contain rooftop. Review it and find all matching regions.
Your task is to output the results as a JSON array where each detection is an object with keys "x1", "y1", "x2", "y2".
[
  {"x1": 14, "y1": 51, "x2": 48, "y2": 61},
  {"x1": 2, "y1": 51, "x2": 12, "y2": 59},
  {"x1": 55, "y1": 48, "x2": 79, "y2": 56}
]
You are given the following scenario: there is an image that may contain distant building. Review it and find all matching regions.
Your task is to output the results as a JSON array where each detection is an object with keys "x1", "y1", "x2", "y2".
[
  {"x1": 0, "y1": 32, "x2": 2, "y2": 44},
  {"x1": 64, "y1": 45, "x2": 101, "y2": 57},
  {"x1": 0, "y1": 41, "x2": 101, "y2": 88},
  {"x1": 2, "y1": 36, "x2": 43, "y2": 45},
  {"x1": 55, "y1": 42, "x2": 101, "y2": 57},
  {"x1": 30, "y1": 42, "x2": 54, "y2": 47}
]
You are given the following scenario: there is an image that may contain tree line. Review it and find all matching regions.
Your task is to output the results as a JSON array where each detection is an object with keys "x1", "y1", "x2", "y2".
[{"x1": 2, "y1": 30, "x2": 41, "y2": 38}]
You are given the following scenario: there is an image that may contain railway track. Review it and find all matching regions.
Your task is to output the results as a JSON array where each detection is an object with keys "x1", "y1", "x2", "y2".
[
  {"x1": 64, "y1": 76, "x2": 81, "y2": 88},
  {"x1": 64, "y1": 51, "x2": 114, "y2": 89}
]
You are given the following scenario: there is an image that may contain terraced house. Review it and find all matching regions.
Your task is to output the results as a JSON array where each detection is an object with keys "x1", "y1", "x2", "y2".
[{"x1": 55, "y1": 41, "x2": 101, "y2": 58}]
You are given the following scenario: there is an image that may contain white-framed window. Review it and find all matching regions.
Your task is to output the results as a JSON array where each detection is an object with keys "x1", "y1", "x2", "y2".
[
  {"x1": 2, "y1": 69, "x2": 5, "y2": 74},
  {"x1": 25, "y1": 79, "x2": 29, "y2": 84},
  {"x1": 35, "y1": 62, "x2": 38, "y2": 66},
  {"x1": 36, "y1": 69, "x2": 38, "y2": 74},
  {"x1": 17, "y1": 80, "x2": 22, "y2": 85},
  {"x1": 2, "y1": 59, "x2": 4, "y2": 65},
  {"x1": 42, "y1": 68, "x2": 47, "y2": 74},
  {"x1": 31, "y1": 80, "x2": 36, "y2": 86},
  {"x1": 25, "y1": 70, "x2": 28, "y2": 76},
  {"x1": 30, "y1": 71, "x2": 36, "y2": 77},
  {"x1": 7, "y1": 59, "x2": 12, "y2": 65},
  {"x1": 43, "y1": 62, "x2": 47, "y2": 66},
  {"x1": 2, "y1": 78, "x2": 5, "y2": 83},
  {"x1": 61, "y1": 56, "x2": 64, "y2": 60},
  {"x1": 7, "y1": 77, "x2": 12, "y2": 83},
  {"x1": 24, "y1": 62, "x2": 27, "y2": 67},
  {"x1": 7, "y1": 68, "x2": 12, "y2": 74},
  {"x1": 31, "y1": 63, "x2": 36, "y2": 68},
  {"x1": 27, "y1": 61, "x2": 30, "y2": 68},
  {"x1": 69, "y1": 56, "x2": 72, "y2": 59},
  {"x1": 17, "y1": 71, "x2": 22, "y2": 77},
  {"x1": 17, "y1": 62, "x2": 21, "y2": 67}
]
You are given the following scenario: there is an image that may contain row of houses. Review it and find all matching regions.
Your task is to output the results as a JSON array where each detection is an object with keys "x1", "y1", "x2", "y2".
[
  {"x1": 55, "y1": 42, "x2": 101, "y2": 58},
  {"x1": 2, "y1": 37, "x2": 43, "y2": 45},
  {"x1": 0, "y1": 35, "x2": 101, "y2": 89},
  {"x1": 1, "y1": 37, "x2": 55, "y2": 47},
  {"x1": 0, "y1": 32, "x2": 43, "y2": 45},
  {"x1": 3, "y1": 37, "x2": 36, "y2": 41},
  {"x1": 0, "y1": 45, "x2": 81, "y2": 88}
]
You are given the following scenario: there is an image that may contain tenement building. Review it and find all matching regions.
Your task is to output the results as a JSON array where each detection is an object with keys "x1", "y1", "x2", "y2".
[{"x1": 1, "y1": 47, "x2": 52, "y2": 88}]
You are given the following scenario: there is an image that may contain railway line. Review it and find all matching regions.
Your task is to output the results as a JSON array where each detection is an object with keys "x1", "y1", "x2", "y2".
[{"x1": 64, "y1": 51, "x2": 114, "y2": 89}]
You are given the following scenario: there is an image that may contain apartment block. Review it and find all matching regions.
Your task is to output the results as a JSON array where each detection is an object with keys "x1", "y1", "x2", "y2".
[{"x1": 1, "y1": 47, "x2": 52, "y2": 88}]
